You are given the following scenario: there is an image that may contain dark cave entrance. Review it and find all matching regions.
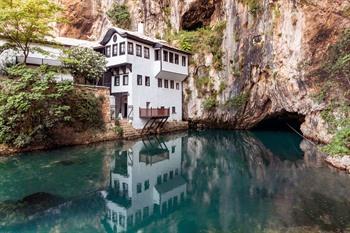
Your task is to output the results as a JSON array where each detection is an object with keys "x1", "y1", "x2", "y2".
[{"x1": 252, "y1": 111, "x2": 305, "y2": 133}]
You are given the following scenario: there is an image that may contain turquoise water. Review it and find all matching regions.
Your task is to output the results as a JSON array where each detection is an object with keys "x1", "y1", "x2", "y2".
[{"x1": 0, "y1": 130, "x2": 350, "y2": 233}]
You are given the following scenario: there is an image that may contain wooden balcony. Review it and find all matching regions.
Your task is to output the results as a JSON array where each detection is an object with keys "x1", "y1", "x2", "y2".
[{"x1": 139, "y1": 107, "x2": 170, "y2": 118}]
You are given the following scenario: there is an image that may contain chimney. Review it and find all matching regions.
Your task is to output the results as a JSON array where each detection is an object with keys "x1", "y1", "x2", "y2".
[{"x1": 137, "y1": 22, "x2": 144, "y2": 34}]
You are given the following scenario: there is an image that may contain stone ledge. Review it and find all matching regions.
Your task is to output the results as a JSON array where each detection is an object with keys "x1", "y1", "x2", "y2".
[{"x1": 325, "y1": 156, "x2": 350, "y2": 173}]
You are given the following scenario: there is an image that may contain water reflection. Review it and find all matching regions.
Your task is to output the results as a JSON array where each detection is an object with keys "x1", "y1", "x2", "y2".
[
  {"x1": 0, "y1": 130, "x2": 350, "y2": 233},
  {"x1": 101, "y1": 136, "x2": 187, "y2": 232}
]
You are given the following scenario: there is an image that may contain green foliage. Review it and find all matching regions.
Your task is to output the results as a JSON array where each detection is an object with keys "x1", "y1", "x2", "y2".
[
  {"x1": 114, "y1": 119, "x2": 123, "y2": 136},
  {"x1": 317, "y1": 29, "x2": 350, "y2": 88},
  {"x1": 322, "y1": 127, "x2": 350, "y2": 156},
  {"x1": 168, "y1": 22, "x2": 226, "y2": 71},
  {"x1": 0, "y1": 0, "x2": 63, "y2": 63},
  {"x1": 0, "y1": 65, "x2": 104, "y2": 148},
  {"x1": 218, "y1": 81, "x2": 227, "y2": 94},
  {"x1": 225, "y1": 92, "x2": 250, "y2": 109},
  {"x1": 61, "y1": 47, "x2": 107, "y2": 84},
  {"x1": 320, "y1": 103, "x2": 350, "y2": 156},
  {"x1": 202, "y1": 97, "x2": 218, "y2": 111},
  {"x1": 239, "y1": 0, "x2": 261, "y2": 16},
  {"x1": 107, "y1": 3, "x2": 131, "y2": 29}
]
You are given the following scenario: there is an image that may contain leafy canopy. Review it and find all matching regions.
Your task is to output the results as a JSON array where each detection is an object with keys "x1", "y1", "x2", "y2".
[
  {"x1": 107, "y1": 3, "x2": 131, "y2": 29},
  {"x1": 60, "y1": 47, "x2": 107, "y2": 84},
  {"x1": 0, "y1": 0, "x2": 63, "y2": 62}
]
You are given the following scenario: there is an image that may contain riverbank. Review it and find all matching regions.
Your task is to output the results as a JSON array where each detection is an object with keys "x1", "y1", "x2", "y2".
[
  {"x1": 325, "y1": 156, "x2": 350, "y2": 173},
  {"x1": 0, "y1": 121, "x2": 189, "y2": 156}
]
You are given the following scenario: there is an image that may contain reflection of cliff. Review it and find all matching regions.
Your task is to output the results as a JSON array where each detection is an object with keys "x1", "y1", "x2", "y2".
[
  {"x1": 182, "y1": 130, "x2": 350, "y2": 232},
  {"x1": 101, "y1": 136, "x2": 187, "y2": 233}
]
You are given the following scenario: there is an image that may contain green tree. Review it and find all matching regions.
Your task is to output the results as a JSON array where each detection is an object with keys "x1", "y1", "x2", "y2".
[
  {"x1": 60, "y1": 47, "x2": 107, "y2": 84},
  {"x1": 0, "y1": 0, "x2": 62, "y2": 63},
  {"x1": 107, "y1": 3, "x2": 131, "y2": 29}
]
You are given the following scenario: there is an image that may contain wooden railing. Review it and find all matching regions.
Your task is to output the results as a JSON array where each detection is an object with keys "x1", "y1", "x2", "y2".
[{"x1": 139, "y1": 107, "x2": 170, "y2": 118}]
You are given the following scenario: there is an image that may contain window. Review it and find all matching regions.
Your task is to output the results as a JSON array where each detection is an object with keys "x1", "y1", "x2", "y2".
[
  {"x1": 182, "y1": 56, "x2": 187, "y2": 66},
  {"x1": 114, "y1": 76, "x2": 120, "y2": 86},
  {"x1": 119, "y1": 215, "x2": 125, "y2": 227},
  {"x1": 112, "y1": 44, "x2": 118, "y2": 56},
  {"x1": 105, "y1": 45, "x2": 111, "y2": 57},
  {"x1": 170, "y1": 80, "x2": 174, "y2": 89},
  {"x1": 163, "y1": 173, "x2": 168, "y2": 182},
  {"x1": 144, "y1": 180, "x2": 150, "y2": 190},
  {"x1": 120, "y1": 42, "x2": 125, "y2": 55},
  {"x1": 144, "y1": 47, "x2": 150, "y2": 59},
  {"x1": 163, "y1": 50, "x2": 168, "y2": 62},
  {"x1": 137, "y1": 75, "x2": 142, "y2": 85},
  {"x1": 155, "y1": 50, "x2": 160, "y2": 60},
  {"x1": 181, "y1": 192, "x2": 185, "y2": 202},
  {"x1": 127, "y1": 215, "x2": 134, "y2": 227},
  {"x1": 169, "y1": 170, "x2": 174, "y2": 179},
  {"x1": 143, "y1": 206, "x2": 149, "y2": 218},
  {"x1": 136, "y1": 210, "x2": 141, "y2": 222},
  {"x1": 137, "y1": 183, "x2": 142, "y2": 193},
  {"x1": 112, "y1": 211, "x2": 117, "y2": 222},
  {"x1": 157, "y1": 175, "x2": 162, "y2": 185},
  {"x1": 171, "y1": 145, "x2": 176, "y2": 153},
  {"x1": 158, "y1": 79, "x2": 162, "y2": 88},
  {"x1": 128, "y1": 42, "x2": 134, "y2": 55},
  {"x1": 174, "y1": 196, "x2": 178, "y2": 206},
  {"x1": 176, "y1": 82, "x2": 180, "y2": 90},
  {"x1": 172, "y1": 106, "x2": 176, "y2": 114},
  {"x1": 164, "y1": 79, "x2": 169, "y2": 88},
  {"x1": 175, "y1": 54, "x2": 179, "y2": 64},
  {"x1": 145, "y1": 76, "x2": 150, "y2": 86},
  {"x1": 113, "y1": 34, "x2": 117, "y2": 42},
  {"x1": 175, "y1": 168, "x2": 179, "y2": 176},
  {"x1": 169, "y1": 52, "x2": 174, "y2": 63},
  {"x1": 123, "y1": 75, "x2": 128, "y2": 85},
  {"x1": 136, "y1": 44, "x2": 142, "y2": 57}
]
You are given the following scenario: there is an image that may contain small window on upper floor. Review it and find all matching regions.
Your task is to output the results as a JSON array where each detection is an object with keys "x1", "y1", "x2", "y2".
[
  {"x1": 120, "y1": 42, "x2": 126, "y2": 55},
  {"x1": 182, "y1": 56, "x2": 187, "y2": 66},
  {"x1": 158, "y1": 79, "x2": 162, "y2": 88},
  {"x1": 144, "y1": 47, "x2": 150, "y2": 59},
  {"x1": 164, "y1": 79, "x2": 169, "y2": 88},
  {"x1": 137, "y1": 183, "x2": 142, "y2": 193},
  {"x1": 123, "y1": 74, "x2": 128, "y2": 85},
  {"x1": 128, "y1": 42, "x2": 134, "y2": 55},
  {"x1": 155, "y1": 50, "x2": 160, "y2": 61},
  {"x1": 144, "y1": 180, "x2": 150, "y2": 190},
  {"x1": 145, "y1": 76, "x2": 150, "y2": 86},
  {"x1": 175, "y1": 54, "x2": 179, "y2": 64},
  {"x1": 169, "y1": 52, "x2": 174, "y2": 63},
  {"x1": 170, "y1": 80, "x2": 174, "y2": 89},
  {"x1": 163, "y1": 50, "x2": 168, "y2": 62},
  {"x1": 163, "y1": 173, "x2": 168, "y2": 183},
  {"x1": 176, "y1": 82, "x2": 180, "y2": 90},
  {"x1": 172, "y1": 106, "x2": 176, "y2": 114},
  {"x1": 137, "y1": 75, "x2": 142, "y2": 85},
  {"x1": 114, "y1": 76, "x2": 120, "y2": 86},
  {"x1": 112, "y1": 44, "x2": 118, "y2": 56},
  {"x1": 105, "y1": 45, "x2": 111, "y2": 57},
  {"x1": 136, "y1": 44, "x2": 142, "y2": 57}
]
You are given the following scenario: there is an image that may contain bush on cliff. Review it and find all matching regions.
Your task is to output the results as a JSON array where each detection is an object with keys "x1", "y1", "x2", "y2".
[
  {"x1": 0, "y1": 65, "x2": 104, "y2": 148},
  {"x1": 107, "y1": 3, "x2": 131, "y2": 29}
]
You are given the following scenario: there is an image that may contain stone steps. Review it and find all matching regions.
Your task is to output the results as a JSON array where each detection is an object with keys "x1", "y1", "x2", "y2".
[{"x1": 118, "y1": 120, "x2": 140, "y2": 139}]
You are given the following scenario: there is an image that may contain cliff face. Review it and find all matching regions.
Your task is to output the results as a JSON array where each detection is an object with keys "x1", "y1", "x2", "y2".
[{"x1": 57, "y1": 0, "x2": 350, "y2": 144}]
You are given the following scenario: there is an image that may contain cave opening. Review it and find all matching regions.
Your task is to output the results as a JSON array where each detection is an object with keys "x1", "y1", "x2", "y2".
[{"x1": 252, "y1": 111, "x2": 305, "y2": 133}]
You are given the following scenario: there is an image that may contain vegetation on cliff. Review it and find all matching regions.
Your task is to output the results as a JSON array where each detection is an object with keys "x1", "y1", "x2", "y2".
[
  {"x1": 107, "y1": 3, "x2": 131, "y2": 30},
  {"x1": 0, "y1": 65, "x2": 104, "y2": 148}
]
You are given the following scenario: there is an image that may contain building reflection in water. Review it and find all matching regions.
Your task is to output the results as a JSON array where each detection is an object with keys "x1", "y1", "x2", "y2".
[{"x1": 101, "y1": 135, "x2": 187, "y2": 232}]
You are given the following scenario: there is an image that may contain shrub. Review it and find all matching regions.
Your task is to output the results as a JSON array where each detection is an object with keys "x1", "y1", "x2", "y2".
[
  {"x1": 322, "y1": 127, "x2": 350, "y2": 156},
  {"x1": 225, "y1": 92, "x2": 250, "y2": 109},
  {"x1": 0, "y1": 65, "x2": 104, "y2": 147},
  {"x1": 202, "y1": 97, "x2": 218, "y2": 111},
  {"x1": 60, "y1": 47, "x2": 107, "y2": 85},
  {"x1": 107, "y1": 3, "x2": 131, "y2": 29},
  {"x1": 114, "y1": 119, "x2": 124, "y2": 136}
]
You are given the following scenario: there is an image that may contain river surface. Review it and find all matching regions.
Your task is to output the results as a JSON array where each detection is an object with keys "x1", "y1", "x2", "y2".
[{"x1": 0, "y1": 130, "x2": 350, "y2": 233}]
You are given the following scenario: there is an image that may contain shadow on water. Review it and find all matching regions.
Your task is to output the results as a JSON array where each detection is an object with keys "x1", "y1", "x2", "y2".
[{"x1": 0, "y1": 130, "x2": 349, "y2": 233}]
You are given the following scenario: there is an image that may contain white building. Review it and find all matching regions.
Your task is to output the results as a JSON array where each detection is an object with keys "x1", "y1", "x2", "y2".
[
  {"x1": 101, "y1": 136, "x2": 187, "y2": 232},
  {"x1": 95, "y1": 25, "x2": 190, "y2": 130}
]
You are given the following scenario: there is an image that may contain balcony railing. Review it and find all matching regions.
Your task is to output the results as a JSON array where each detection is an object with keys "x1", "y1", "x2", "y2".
[{"x1": 139, "y1": 107, "x2": 170, "y2": 118}]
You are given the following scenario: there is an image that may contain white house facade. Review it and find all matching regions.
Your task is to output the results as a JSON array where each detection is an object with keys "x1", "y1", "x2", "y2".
[
  {"x1": 101, "y1": 136, "x2": 187, "y2": 232},
  {"x1": 95, "y1": 26, "x2": 190, "y2": 130}
]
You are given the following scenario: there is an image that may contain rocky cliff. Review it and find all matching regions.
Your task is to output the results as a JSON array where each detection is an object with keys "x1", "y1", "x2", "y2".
[{"x1": 57, "y1": 0, "x2": 350, "y2": 145}]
